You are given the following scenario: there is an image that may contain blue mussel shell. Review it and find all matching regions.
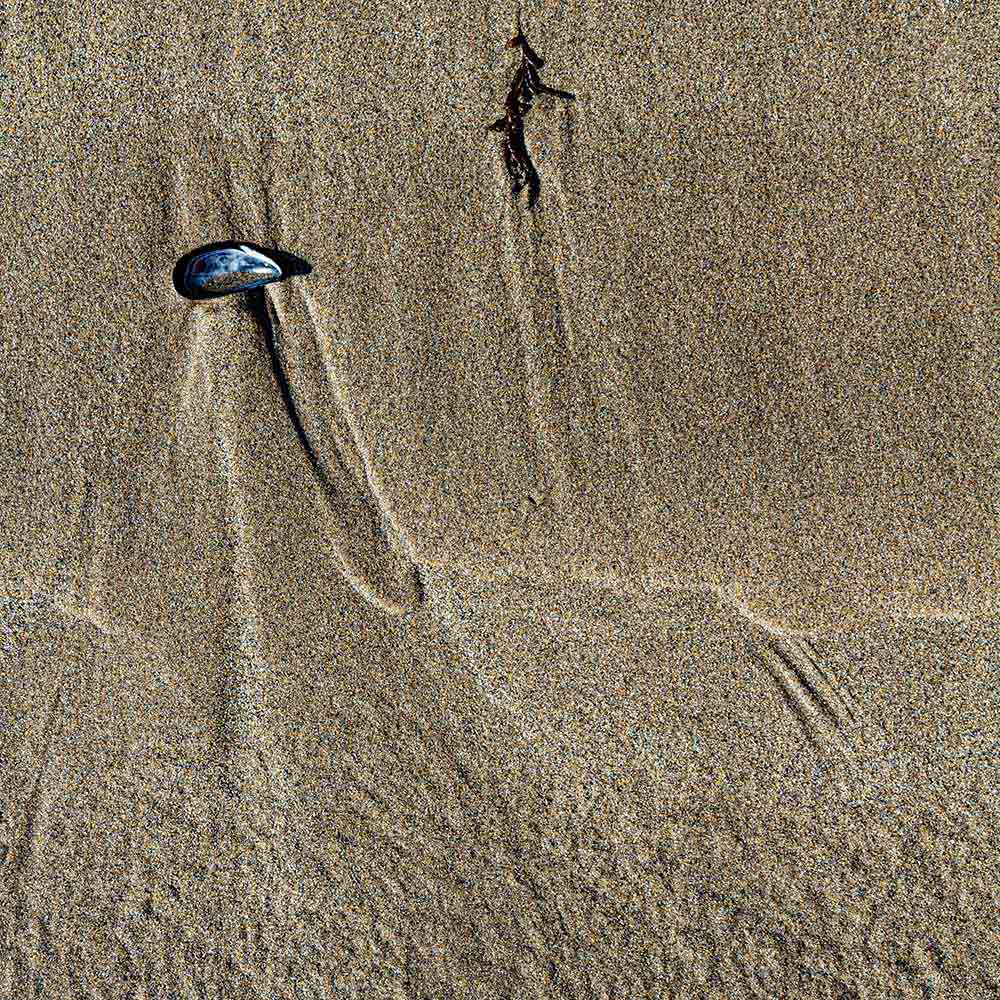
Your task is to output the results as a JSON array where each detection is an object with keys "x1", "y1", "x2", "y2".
[{"x1": 173, "y1": 241, "x2": 312, "y2": 301}]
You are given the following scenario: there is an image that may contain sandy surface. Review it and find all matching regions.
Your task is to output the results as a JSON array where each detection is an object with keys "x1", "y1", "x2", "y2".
[{"x1": 2, "y1": 2, "x2": 999, "y2": 996}]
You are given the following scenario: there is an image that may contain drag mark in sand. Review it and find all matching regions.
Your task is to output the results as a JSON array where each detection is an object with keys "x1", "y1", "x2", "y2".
[
  {"x1": 758, "y1": 637, "x2": 861, "y2": 756},
  {"x1": 486, "y1": 29, "x2": 576, "y2": 209}
]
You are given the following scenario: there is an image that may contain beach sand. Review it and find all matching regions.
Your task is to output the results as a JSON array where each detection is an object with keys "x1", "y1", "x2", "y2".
[{"x1": 2, "y1": 2, "x2": 999, "y2": 996}]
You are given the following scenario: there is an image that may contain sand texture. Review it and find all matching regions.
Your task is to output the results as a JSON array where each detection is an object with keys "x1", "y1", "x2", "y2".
[{"x1": 2, "y1": 1, "x2": 999, "y2": 996}]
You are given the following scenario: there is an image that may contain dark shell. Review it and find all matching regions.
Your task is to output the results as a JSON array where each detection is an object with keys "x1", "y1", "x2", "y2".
[{"x1": 172, "y1": 241, "x2": 312, "y2": 301}]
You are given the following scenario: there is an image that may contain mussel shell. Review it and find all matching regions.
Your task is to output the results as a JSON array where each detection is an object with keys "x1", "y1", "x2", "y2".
[{"x1": 172, "y1": 241, "x2": 312, "y2": 301}]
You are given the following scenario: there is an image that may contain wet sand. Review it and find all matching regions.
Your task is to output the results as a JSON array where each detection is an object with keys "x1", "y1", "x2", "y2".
[{"x1": 2, "y1": 2, "x2": 999, "y2": 996}]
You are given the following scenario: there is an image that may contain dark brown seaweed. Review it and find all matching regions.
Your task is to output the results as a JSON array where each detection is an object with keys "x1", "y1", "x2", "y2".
[{"x1": 486, "y1": 30, "x2": 575, "y2": 209}]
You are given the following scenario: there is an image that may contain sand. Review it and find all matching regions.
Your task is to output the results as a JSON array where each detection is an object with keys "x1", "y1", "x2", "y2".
[{"x1": 1, "y1": 2, "x2": 999, "y2": 996}]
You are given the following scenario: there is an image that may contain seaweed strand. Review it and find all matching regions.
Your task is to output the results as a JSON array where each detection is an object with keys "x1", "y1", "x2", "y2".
[{"x1": 486, "y1": 30, "x2": 575, "y2": 209}]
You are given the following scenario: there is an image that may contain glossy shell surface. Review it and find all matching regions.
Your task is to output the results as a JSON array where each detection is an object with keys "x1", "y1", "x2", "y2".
[
  {"x1": 185, "y1": 245, "x2": 282, "y2": 295},
  {"x1": 172, "y1": 241, "x2": 312, "y2": 301}
]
